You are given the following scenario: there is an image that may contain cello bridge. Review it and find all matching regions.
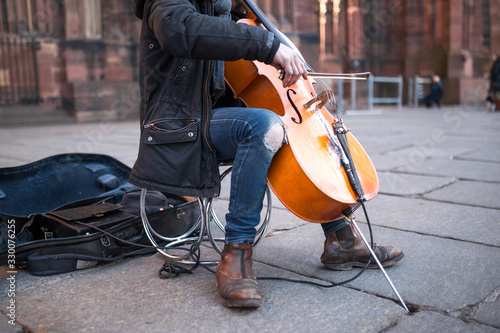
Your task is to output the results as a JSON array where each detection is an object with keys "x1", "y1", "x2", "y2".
[{"x1": 303, "y1": 90, "x2": 334, "y2": 109}]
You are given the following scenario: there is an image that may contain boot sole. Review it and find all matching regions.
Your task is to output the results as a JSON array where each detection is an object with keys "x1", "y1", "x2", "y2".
[
  {"x1": 218, "y1": 295, "x2": 262, "y2": 308},
  {"x1": 323, "y1": 252, "x2": 404, "y2": 271}
]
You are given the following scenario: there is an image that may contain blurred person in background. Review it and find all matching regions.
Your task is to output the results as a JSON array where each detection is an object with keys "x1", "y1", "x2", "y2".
[
  {"x1": 423, "y1": 75, "x2": 444, "y2": 108},
  {"x1": 486, "y1": 55, "x2": 500, "y2": 112}
]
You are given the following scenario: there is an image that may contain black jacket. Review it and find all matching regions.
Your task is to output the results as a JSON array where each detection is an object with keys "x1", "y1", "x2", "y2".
[{"x1": 129, "y1": 0, "x2": 279, "y2": 198}]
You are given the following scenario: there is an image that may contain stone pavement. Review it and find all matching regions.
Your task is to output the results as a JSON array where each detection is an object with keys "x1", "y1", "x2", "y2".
[{"x1": 0, "y1": 105, "x2": 499, "y2": 332}]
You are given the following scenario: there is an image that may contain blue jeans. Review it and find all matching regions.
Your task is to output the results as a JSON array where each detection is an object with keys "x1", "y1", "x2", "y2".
[{"x1": 209, "y1": 107, "x2": 348, "y2": 244}]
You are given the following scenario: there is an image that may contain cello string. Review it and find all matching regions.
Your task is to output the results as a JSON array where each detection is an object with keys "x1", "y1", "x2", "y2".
[{"x1": 239, "y1": 0, "x2": 339, "y2": 116}]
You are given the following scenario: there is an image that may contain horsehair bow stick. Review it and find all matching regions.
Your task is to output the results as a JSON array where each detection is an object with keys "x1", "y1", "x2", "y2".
[
  {"x1": 307, "y1": 72, "x2": 370, "y2": 80},
  {"x1": 278, "y1": 70, "x2": 370, "y2": 82}
]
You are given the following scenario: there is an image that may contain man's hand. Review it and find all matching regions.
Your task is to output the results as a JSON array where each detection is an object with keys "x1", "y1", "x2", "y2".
[{"x1": 271, "y1": 43, "x2": 308, "y2": 88}]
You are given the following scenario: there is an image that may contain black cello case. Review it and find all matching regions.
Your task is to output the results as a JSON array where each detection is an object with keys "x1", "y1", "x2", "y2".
[{"x1": 0, "y1": 153, "x2": 199, "y2": 276}]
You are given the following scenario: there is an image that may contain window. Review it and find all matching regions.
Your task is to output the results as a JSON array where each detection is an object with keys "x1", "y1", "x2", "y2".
[{"x1": 84, "y1": 0, "x2": 102, "y2": 39}]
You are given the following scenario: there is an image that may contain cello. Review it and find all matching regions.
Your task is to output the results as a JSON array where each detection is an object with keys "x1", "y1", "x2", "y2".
[
  {"x1": 225, "y1": 0, "x2": 378, "y2": 223},
  {"x1": 224, "y1": 0, "x2": 410, "y2": 312}
]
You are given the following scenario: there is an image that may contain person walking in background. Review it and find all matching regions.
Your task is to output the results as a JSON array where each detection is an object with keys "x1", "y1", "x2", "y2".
[
  {"x1": 486, "y1": 55, "x2": 500, "y2": 112},
  {"x1": 423, "y1": 75, "x2": 444, "y2": 108}
]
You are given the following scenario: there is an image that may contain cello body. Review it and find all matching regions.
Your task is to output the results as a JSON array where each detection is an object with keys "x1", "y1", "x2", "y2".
[{"x1": 224, "y1": 19, "x2": 379, "y2": 223}]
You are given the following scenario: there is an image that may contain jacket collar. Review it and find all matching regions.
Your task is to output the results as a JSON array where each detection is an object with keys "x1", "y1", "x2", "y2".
[{"x1": 132, "y1": 0, "x2": 146, "y2": 19}]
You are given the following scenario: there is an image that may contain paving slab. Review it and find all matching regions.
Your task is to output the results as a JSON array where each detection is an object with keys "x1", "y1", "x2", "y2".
[
  {"x1": 0, "y1": 122, "x2": 139, "y2": 151},
  {"x1": 385, "y1": 311, "x2": 500, "y2": 333},
  {"x1": 395, "y1": 157, "x2": 500, "y2": 182},
  {"x1": 368, "y1": 153, "x2": 414, "y2": 172},
  {"x1": 0, "y1": 313, "x2": 24, "y2": 333},
  {"x1": 377, "y1": 171, "x2": 456, "y2": 197},
  {"x1": 0, "y1": 142, "x2": 67, "y2": 165},
  {"x1": 1, "y1": 106, "x2": 500, "y2": 332},
  {"x1": 382, "y1": 142, "x2": 459, "y2": 163},
  {"x1": 456, "y1": 148, "x2": 500, "y2": 163},
  {"x1": 375, "y1": 138, "x2": 499, "y2": 175},
  {"x1": 445, "y1": 129, "x2": 500, "y2": 145},
  {"x1": 348, "y1": 135, "x2": 416, "y2": 155},
  {"x1": 353, "y1": 195, "x2": 500, "y2": 247},
  {"x1": 254, "y1": 223, "x2": 500, "y2": 311},
  {"x1": 468, "y1": 286, "x2": 500, "y2": 328},
  {"x1": 423, "y1": 180, "x2": 500, "y2": 209},
  {"x1": 0, "y1": 252, "x2": 406, "y2": 333}
]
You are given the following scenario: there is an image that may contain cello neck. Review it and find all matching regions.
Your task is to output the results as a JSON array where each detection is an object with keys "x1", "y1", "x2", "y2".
[
  {"x1": 239, "y1": 0, "x2": 311, "y2": 67},
  {"x1": 239, "y1": 0, "x2": 285, "y2": 44}
]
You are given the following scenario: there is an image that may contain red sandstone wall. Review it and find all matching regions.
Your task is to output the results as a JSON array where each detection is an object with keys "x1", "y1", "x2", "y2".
[{"x1": 1, "y1": 0, "x2": 499, "y2": 117}]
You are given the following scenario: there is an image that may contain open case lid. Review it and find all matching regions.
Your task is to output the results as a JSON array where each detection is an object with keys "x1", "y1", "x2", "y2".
[{"x1": 0, "y1": 153, "x2": 137, "y2": 216}]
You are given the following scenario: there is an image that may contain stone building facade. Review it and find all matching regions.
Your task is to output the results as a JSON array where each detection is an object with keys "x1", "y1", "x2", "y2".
[
  {"x1": 262, "y1": 0, "x2": 500, "y2": 105},
  {"x1": 0, "y1": 0, "x2": 498, "y2": 121},
  {"x1": 0, "y1": 0, "x2": 141, "y2": 121}
]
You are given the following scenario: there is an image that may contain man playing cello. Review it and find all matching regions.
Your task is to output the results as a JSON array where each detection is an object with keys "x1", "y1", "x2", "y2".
[{"x1": 130, "y1": 0, "x2": 404, "y2": 308}]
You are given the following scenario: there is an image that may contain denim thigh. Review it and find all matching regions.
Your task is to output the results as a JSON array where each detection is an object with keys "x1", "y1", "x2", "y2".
[{"x1": 209, "y1": 107, "x2": 284, "y2": 244}]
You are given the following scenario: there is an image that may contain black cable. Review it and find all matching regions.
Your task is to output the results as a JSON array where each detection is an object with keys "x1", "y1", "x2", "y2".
[
  {"x1": 72, "y1": 220, "x2": 164, "y2": 249},
  {"x1": 73, "y1": 201, "x2": 377, "y2": 288},
  {"x1": 158, "y1": 243, "x2": 202, "y2": 279},
  {"x1": 255, "y1": 199, "x2": 374, "y2": 288},
  {"x1": 71, "y1": 220, "x2": 206, "y2": 278}
]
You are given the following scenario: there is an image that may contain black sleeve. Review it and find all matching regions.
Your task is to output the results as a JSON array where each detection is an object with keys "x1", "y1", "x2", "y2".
[
  {"x1": 148, "y1": 0, "x2": 276, "y2": 63},
  {"x1": 264, "y1": 38, "x2": 281, "y2": 65}
]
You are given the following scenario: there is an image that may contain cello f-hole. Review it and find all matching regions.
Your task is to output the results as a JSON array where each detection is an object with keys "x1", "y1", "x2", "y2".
[{"x1": 287, "y1": 89, "x2": 302, "y2": 124}]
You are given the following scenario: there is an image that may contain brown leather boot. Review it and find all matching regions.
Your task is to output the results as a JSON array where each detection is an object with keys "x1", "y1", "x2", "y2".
[
  {"x1": 216, "y1": 243, "x2": 262, "y2": 308},
  {"x1": 320, "y1": 224, "x2": 404, "y2": 271}
]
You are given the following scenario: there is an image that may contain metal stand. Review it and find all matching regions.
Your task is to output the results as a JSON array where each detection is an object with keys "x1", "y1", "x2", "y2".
[
  {"x1": 350, "y1": 218, "x2": 410, "y2": 313},
  {"x1": 333, "y1": 118, "x2": 409, "y2": 313},
  {"x1": 139, "y1": 166, "x2": 272, "y2": 265}
]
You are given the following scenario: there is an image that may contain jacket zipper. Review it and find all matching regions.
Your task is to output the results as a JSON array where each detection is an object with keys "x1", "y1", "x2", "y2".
[
  {"x1": 144, "y1": 119, "x2": 198, "y2": 130},
  {"x1": 203, "y1": 61, "x2": 213, "y2": 151},
  {"x1": 203, "y1": 0, "x2": 214, "y2": 152}
]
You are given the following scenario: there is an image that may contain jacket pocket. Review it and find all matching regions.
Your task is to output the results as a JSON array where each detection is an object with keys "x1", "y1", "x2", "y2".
[
  {"x1": 143, "y1": 119, "x2": 199, "y2": 144},
  {"x1": 133, "y1": 117, "x2": 212, "y2": 194}
]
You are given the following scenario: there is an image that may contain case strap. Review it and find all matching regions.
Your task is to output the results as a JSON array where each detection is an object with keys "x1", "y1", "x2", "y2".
[{"x1": 27, "y1": 252, "x2": 126, "y2": 276}]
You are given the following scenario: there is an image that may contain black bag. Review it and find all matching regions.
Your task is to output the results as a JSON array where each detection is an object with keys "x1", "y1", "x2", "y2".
[{"x1": 0, "y1": 154, "x2": 200, "y2": 276}]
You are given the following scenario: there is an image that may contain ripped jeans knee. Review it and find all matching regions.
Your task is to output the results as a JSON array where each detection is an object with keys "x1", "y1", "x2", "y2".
[{"x1": 264, "y1": 122, "x2": 285, "y2": 153}]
